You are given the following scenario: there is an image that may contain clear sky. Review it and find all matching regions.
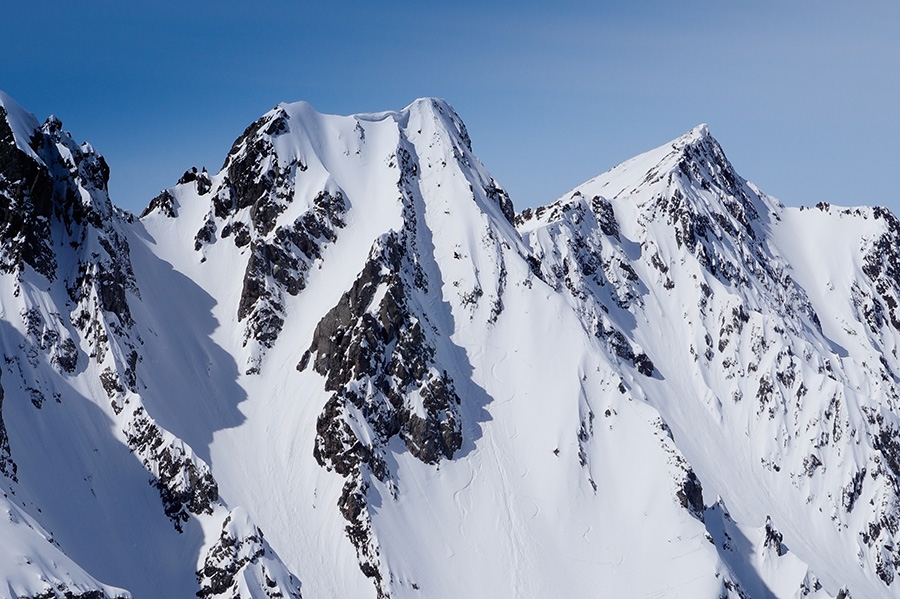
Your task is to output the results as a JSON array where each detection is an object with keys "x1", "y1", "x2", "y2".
[{"x1": 2, "y1": 1, "x2": 898, "y2": 214}]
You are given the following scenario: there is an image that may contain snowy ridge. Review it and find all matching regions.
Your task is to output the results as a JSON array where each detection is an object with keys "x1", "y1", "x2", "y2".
[
  {"x1": 520, "y1": 128, "x2": 900, "y2": 597},
  {"x1": 0, "y1": 94, "x2": 300, "y2": 598},
  {"x1": 0, "y1": 89, "x2": 898, "y2": 598},
  {"x1": 134, "y1": 96, "x2": 744, "y2": 598}
]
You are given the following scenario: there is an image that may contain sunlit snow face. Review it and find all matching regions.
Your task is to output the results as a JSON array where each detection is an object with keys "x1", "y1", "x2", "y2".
[{"x1": 1, "y1": 85, "x2": 898, "y2": 599}]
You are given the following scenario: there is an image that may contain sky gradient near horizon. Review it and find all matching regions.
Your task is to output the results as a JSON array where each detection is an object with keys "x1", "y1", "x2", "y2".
[{"x1": 2, "y1": 1, "x2": 898, "y2": 214}]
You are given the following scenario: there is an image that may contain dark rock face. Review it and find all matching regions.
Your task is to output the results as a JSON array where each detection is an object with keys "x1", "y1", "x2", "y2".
[
  {"x1": 862, "y1": 207, "x2": 900, "y2": 333},
  {"x1": 140, "y1": 189, "x2": 176, "y2": 218},
  {"x1": 596, "y1": 319, "x2": 655, "y2": 377},
  {"x1": 68, "y1": 229, "x2": 139, "y2": 332},
  {"x1": 301, "y1": 229, "x2": 465, "y2": 581},
  {"x1": 19, "y1": 588, "x2": 128, "y2": 599},
  {"x1": 651, "y1": 417, "x2": 707, "y2": 523},
  {"x1": 0, "y1": 369, "x2": 17, "y2": 482},
  {"x1": 483, "y1": 181, "x2": 515, "y2": 225},
  {"x1": 124, "y1": 407, "x2": 218, "y2": 532},
  {"x1": 224, "y1": 113, "x2": 294, "y2": 219},
  {"x1": 676, "y1": 469, "x2": 705, "y2": 520},
  {"x1": 236, "y1": 190, "x2": 347, "y2": 358},
  {"x1": 186, "y1": 105, "x2": 348, "y2": 370},
  {"x1": 213, "y1": 107, "x2": 301, "y2": 238},
  {"x1": 591, "y1": 196, "x2": 620, "y2": 240},
  {"x1": 177, "y1": 166, "x2": 211, "y2": 195},
  {"x1": 763, "y1": 516, "x2": 786, "y2": 556},
  {"x1": 0, "y1": 106, "x2": 56, "y2": 278},
  {"x1": 21, "y1": 308, "x2": 81, "y2": 376},
  {"x1": 194, "y1": 215, "x2": 216, "y2": 251},
  {"x1": 298, "y1": 141, "x2": 465, "y2": 595},
  {"x1": 197, "y1": 511, "x2": 302, "y2": 599},
  {"x1": 304, "y1": 231, "x2": 463, "y2": 470},
  {"x1": 0, "y1": 110, "x2": 122, "y2": 282}
]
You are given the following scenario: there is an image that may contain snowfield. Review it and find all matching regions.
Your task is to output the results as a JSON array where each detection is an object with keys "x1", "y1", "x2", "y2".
[{"x1": 0, "y1": 90, "x2": 897, "y2": 598}]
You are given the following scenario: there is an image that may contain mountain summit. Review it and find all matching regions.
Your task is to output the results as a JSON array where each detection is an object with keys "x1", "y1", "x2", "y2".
[{"x1": 1, "y1": 91, "x2": 898, "y2": 598}]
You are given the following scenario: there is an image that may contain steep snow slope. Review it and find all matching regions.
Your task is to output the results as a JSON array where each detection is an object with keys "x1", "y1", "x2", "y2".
[
  {"x1": 137, "y1": 99, "x2": 743, "y2": 598},
  {"x1": 0, "y1": 91, "x2": 301, "y2": 599},
  {"x1": 0, "y1": 88, "x2": 894, "y2": 599},
  {"x1": 520, "y1": 125, "x2": 900, "y2": 597}
]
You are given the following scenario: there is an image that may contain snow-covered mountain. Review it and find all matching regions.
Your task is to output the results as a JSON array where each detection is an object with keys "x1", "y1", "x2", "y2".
[{"x1": 1, "y1": 89, "x2": 898, "y2": 598}]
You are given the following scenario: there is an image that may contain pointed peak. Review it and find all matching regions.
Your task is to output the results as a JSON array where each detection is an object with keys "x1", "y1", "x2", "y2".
[
  {"x1": 42, "y1": 114, "x2": 63, "y2": 134},
  {"x1": 553, "y1": 120, "x2": 779, "y2": 236},
  {"x1": 567, "y1": 123, "x2": 733, "y2": 201},
  {"x1": 401, "y1": 97, "x2": 473, "y2": 153},
  {"x1": 0, "y1": 90, "x2": 39, "y2": 130},
  {"x1": 665, "y1": 124, "x2": 743, "y2": 192},
  {"x1": 683, "y1": 123, "x2": 711, "y2": 141},
  {"x1": 403, "y1": 96, "x2": 454, "y2": 116},
  {"x1": 610, "y1": 122, "x2": 736, "y2": 194},
  {"x1": 0, "y1": 90, "x2": 43, "y2": 164},
  {"x1": 670, "y1": 123, "x2": 724, "y2": 157}
]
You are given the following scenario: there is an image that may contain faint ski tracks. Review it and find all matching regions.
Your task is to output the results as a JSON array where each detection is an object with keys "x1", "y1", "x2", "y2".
[
  {"x1": 484, "y1": 415, "x2": 538, "y2": 597},
  {"x1": 452, "y1": 465, "x2": 483, "y2": 554},
  {"x1": 406, "y1": 462, "x2": 458, "y2": 560},
  {"x1": 469, "y1": 342, "x2": 510, "y2": 404}
]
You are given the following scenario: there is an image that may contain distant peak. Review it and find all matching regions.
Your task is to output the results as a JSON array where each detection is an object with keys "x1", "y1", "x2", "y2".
[
  {"x1": 686, "y1": 123, "x2": 711, "y2": 139},
  {"x1": 0, "y1": 90, "x2": 43, "y2": 163},
  {"x1": 403, "y1": 97, "x2": 453, "y2": 115},
  {"x1": 401, "y1": 97, "x2": 472, "y2": 153},
  {"x1": 664, "y1": 124, "x2": 746, "y2": 192},
  {"x1": 653, "y1": 124, "x2": 738, "y2": 184},
  {"x1": 672, "y1": 123, "x2": 720, "y2": 153},
  {"x1": 42, "y1": 114, "x2": 63, "y2": 135}
]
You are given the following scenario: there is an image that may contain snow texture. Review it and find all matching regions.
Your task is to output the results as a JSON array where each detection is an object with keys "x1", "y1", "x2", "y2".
[{"x1": 0, "y1": 90, "x2": 895, "y2": 599}]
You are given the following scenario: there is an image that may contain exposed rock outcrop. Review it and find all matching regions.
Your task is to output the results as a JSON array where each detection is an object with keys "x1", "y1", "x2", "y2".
[{"x1": 197, "y1": 509, "x2": 302, "y2": 599}]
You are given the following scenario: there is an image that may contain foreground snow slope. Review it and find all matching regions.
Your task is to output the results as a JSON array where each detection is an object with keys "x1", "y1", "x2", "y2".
[{"x1": 0, "y1": 89, "x2": 895, "y2": 598}]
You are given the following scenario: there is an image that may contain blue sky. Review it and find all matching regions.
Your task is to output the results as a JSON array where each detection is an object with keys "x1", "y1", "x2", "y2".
[{"x1": 2, "y1": 1, "x2": 898, "y2": 213}]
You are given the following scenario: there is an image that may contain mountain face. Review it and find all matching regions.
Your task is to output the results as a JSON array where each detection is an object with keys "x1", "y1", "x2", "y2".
[{"x1": 0, "y1": 91, "x2": 898, "y2": 599}]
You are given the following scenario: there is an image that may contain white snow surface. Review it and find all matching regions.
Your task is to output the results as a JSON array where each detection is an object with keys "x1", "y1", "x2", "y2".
[{"x1": 0, "y1": 90, "x2": 896, "y2": 598}]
